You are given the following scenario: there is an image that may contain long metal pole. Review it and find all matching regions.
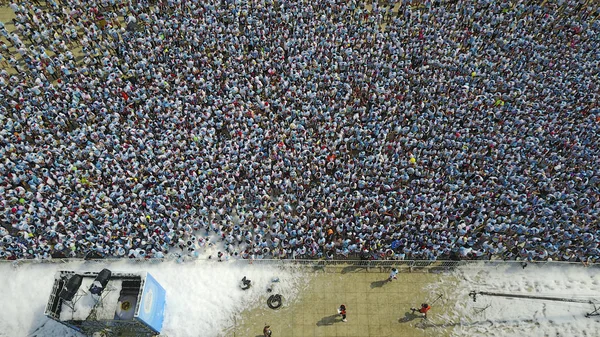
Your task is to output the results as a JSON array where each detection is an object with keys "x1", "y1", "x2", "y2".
[
  {"x1": 470, "y1": 291, "x2": 596, "y2": 305},
  {"x1": 430, "y1": 293, "x2": 443, "y2": 306}
]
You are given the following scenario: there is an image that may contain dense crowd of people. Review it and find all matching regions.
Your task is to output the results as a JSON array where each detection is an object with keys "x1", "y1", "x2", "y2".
[{"x1": 0, "y1": 0, "x2": 598, "y2": 263}]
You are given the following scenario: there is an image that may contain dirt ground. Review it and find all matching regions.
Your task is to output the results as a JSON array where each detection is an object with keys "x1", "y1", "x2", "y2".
[
  {"x1": 0, "y1": 5, "x2": 16, "y2": 66},
  {"x1": 224, "y1": 264, "x2": 454, "y2": 337}
]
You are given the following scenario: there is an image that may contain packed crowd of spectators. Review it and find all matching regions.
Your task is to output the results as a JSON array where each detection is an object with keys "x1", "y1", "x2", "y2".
[{"x1": 0, "y1": 0, "x2": 598, "y2": 263}]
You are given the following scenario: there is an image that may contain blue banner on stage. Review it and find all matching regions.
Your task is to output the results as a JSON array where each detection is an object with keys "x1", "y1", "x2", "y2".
[{"x1": 136, "y1": 272, "x2": 166, "y2": 333}]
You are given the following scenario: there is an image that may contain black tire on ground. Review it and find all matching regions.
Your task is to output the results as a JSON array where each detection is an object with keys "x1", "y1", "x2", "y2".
[{"x1": 267, "y1": 294, "x2": 282, "y2": 309}]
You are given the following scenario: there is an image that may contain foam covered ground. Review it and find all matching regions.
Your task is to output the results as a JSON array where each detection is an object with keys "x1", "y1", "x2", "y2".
[
  {"x1": 0, "y1": 260, "x2": 306, "y2": 337},
  {"x1": 434, "y1": 263, "x2": 600, "y2": 337}
]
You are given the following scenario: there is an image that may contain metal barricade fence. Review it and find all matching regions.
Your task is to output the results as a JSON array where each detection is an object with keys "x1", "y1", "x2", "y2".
[{"x1": 1, "y1": 257, "x2": 595, "y2": 274}]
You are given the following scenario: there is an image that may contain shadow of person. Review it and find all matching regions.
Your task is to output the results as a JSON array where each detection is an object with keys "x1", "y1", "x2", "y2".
[
  {"x1": 316, "y1": 314, "x2": 341, "y2": 326},
  {"x1": 370, "y1": 279, "x2": 388, "y2": 288},
  {"x1": 312, "y1": 264, "x2": 326, "y2": 272},
  {"x1": 398, "y1": 311, "x2": 422, "y2": 323}
]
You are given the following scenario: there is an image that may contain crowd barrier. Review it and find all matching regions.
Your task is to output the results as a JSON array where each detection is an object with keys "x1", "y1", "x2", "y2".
[
  {"x1": 234, "y1": 259, "x2": 600, "y2": 272},
  {"x1": 1, "y1": 257, "x2": 596, "y2": 273}
]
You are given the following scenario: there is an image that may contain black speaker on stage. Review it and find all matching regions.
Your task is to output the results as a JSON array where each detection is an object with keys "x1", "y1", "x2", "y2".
[
  {"x1": 89, "y1": 269, "x2": 112, "y2": 296},
  {"x1": 59, "y1": 274, "x2": 83, "y2": 301}
]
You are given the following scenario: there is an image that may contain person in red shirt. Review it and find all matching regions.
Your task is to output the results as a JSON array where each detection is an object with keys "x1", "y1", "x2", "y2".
[
  {"x1": 410, "y1": 303, "x2": 431, "y2": 319},
  {"x1": 338, "y1": 304, "x2": 347, "y2": 322}
]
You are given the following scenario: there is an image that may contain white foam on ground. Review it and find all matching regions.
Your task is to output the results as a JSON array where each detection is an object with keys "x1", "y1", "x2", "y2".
[
  {"x1": 0, "y1": 260, "x2": 306, "y2": 337},
  {"x1": 430, "y1": 263, "x2": 600, "y2": 337}
]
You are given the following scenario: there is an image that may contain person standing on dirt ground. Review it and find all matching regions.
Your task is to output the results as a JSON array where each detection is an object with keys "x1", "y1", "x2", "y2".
[
  {"x1": 338, "y1": 304, "x2": 347, "y2": 322},
  {"x1": 410, "y1": 303, "x2": 431, "y2": 319},
  {"x1": 263, "y1": 324, "x2": 272, "y2": 337},
  {"x1": 388, "y1": 268, "x2": 398, "y2": 282}
]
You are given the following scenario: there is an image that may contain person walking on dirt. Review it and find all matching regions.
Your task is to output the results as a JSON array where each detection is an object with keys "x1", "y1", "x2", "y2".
[
  {"x1": 411, "y1": 303, "x2": 431, "y2": 319},
  {"x1": 263, "y1": 324, "x2": 272, "y2": 337},
  {"x1": 388, "y1": 268, "x2": 398, "y2": 282},
  {"x1": 338, "y1": 304, "x2": 347, "y2": 322}
]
